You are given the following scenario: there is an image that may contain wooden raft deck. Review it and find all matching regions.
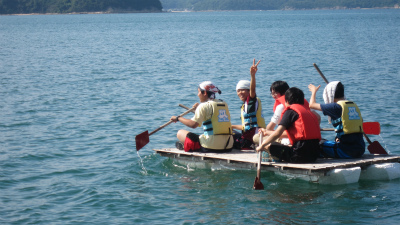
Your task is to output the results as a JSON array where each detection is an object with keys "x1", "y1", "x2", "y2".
[{"x1": 154, "y1": 148, "x2": 400, "y2": 175}]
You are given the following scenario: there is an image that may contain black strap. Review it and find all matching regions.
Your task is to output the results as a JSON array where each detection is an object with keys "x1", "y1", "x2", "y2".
[
  {"x1": 203, "y1": 120, "x2": 212, "y2": 125},
  {"x1": 223, "y1": 128, "x2": 232, "y2": 150},
  {"x1": 224, "y1": 135, "x2": 231, "y2": 150}
]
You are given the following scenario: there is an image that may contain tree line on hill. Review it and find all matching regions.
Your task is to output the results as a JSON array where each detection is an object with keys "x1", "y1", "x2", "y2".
[
  {"x1": 2, "y1": 0, "x2": 399, "y2": 14},
  {"x1": 160, "y1": 0, "x2": 400, "y2": 11},
  {"x1": 0, "y1": 0, "x2": 162, "y2": 14}
]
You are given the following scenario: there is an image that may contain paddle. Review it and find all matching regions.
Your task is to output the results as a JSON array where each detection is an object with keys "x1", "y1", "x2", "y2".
[
  {"x1": 313, "y1": 63, "x2": 388, "y2": 154},
  {"x1": 179, "y1": 104, "x2": 195, "y2": 113},
  {"x1": 362, "y1": 121, "x2": 380, "y2": 135},
  {"x1": 362, "y1": 132, "x2": 388, "y2": 154},
  {"x1": 321, "y1": 121, "x2": 380, "y2": 135},
  {"x1": 253, "y1": 133, "x2": 264, "y2": 190},
  {"x1": 135, "y1": 107, "x2": 195, "y2": 151}
]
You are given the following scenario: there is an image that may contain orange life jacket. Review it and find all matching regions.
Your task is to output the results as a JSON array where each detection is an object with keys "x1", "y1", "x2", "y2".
[
  {"x1": 273, "y1": 95, "x2": 286, "y2": 112},
  {"x1": 282, "y1": 104, "x2": 321, "y2": 145},
  {"x1": 273, "y1": 95, "x2": 310, "y2": 119}
]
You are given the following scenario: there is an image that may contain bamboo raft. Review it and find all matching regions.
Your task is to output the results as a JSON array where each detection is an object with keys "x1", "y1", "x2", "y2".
[{"x1": 153, "y1": 148, "x2": 400, "y2": 185}]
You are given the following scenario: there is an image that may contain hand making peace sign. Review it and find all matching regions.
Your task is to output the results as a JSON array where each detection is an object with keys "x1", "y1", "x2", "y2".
[{"x1": 250, "y1": 58, "x2": 261, "y2": 76}]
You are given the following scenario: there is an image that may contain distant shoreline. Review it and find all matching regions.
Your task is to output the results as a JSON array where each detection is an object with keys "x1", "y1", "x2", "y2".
[
  {"x1": 168, "y1": 6, "x2": 399, "y2": 12},
  {"x1": 2, "y1": 6, "x2": 399, "y2": 16},
  {"x1": 1, "y1": 10, "x2": 163, "y2": 16}
]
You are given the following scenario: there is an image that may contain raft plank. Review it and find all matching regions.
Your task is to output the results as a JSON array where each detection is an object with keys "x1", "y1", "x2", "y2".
[{"x1": 153, "y1": 148, "x2": 400, "y2": 173}]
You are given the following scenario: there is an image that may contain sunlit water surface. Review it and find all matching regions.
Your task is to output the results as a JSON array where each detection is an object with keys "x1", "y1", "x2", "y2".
[{"x1": 1, "y1": 9, "x2": 400, "y2": 224}]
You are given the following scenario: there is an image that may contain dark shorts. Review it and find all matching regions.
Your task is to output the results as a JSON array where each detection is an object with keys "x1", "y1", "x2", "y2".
[
  {"x1": 269, "y1": 139, "x2": 320, "y2": 163},
  {"x1": 320, "y1": 140, "x2": 364, "y2": 159},
  {"x1": 233, "y1": 128, "x2": 256, "y2": 150},
  {"x1": 184, "y1": 132, "x2": 232, "y2": 153}
]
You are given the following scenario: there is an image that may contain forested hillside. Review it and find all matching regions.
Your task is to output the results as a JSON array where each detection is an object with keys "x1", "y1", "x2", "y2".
[
  {"x1": 0, "y1": 0, "x2": 162, "y2": 14},
  {"x1": 160, "y1": 0, "x2": 400, "y2": 11}
]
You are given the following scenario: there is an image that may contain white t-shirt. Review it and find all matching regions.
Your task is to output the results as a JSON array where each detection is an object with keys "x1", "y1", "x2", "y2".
[
  {"x1": 271, "y1": 103, "x2": 284, "y2": 125},
  {"x1": 191, "y1": 100, "x2": 234, "y2": 150},
  {"x1": 270, "y1": 103, "x2": 290, "y2": 145}
]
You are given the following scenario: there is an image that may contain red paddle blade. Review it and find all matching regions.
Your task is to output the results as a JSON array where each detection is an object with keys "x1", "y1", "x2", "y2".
[
  {"x1": 135, "y1": 130, "x2": 149, "y2": 151},
  {"x1": 363, "y1": 122, "x2": 380, "y2": 135},
  {"x1": 368, "y1": 141, "x2": 388, "y2": 155},
  {"x1": 253, "y1": 177, "x2": 264, "y2": 190}
]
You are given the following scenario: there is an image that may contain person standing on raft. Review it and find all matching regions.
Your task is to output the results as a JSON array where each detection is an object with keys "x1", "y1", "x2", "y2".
[
  {"x1": 308, "y1": 81, "x2": 365, "y2": 158},
  {"x1": 171, "y1": 81, "x2": 234, "y2": 153},
  {"x1": 232, "y1": 59, "x2": 266, "y2": 150}
]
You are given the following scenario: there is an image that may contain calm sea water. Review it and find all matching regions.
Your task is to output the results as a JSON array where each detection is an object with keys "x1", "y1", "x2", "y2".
[{"x1": 1, "y1": 9, "x2": 400, "y2": 224}]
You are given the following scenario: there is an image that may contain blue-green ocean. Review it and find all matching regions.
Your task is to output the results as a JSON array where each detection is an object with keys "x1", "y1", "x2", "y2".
[{"x1": 1, "y1": 9, "x2": 400, "y2": 224}]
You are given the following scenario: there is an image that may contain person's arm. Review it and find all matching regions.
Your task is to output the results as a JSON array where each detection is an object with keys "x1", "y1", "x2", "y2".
[
  {"x1": 232, "y1": 124, "x2": 243, "y2": 130},
  {"x1": 171, "y1": 102, "x2": 203, "y2": 129},
  {"x1": 171, "y1": 116, "x2": 199, "y2": 128},
  {"x1": 308, "y1": 84, "x2": 322, "y2": 111},
  {"x1": 256, "y1": 125, "x2": 286, "y2": 152},
  {"x1": 267, "y1": 104, "x2": 284, "y2": 130},
  {"x1": 249, "y1": 59, "x2": 260, "y2": 99},
  {"x1": 260, "y1": 126, "x2": 288, "y2": 139},
  {"x1": 266, "y1": 121, "x2": 276, "y2": 130},
  {"x1": 262, "y1": 108, "x2": 299, "y2": 141}
]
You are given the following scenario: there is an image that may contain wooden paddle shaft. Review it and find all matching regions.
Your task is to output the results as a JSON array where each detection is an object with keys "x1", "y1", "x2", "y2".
[
  {"x1": 362, "y1": 133, "x2": 373, "y2": 145},
  {"x1": 321, "y1": 128, "x2": 335, "y2": 131},
  {"x1": 179, "y1": 104, "x2": 195, "y2": 113},
  {"x1": 148, "y1": 107, "x2": 195, "y2": 136},
  {"x1": 321, "y1": 123, "x2": 380, "y2": 135},
  {"x1": 257, "y1": 151, "x2": 262, "y2": 178},
  {"x1": 257, "y1": 133, "x2": 263, "y2": 178},
  {"x1": 314, "y1": 63, "x2": 329, "y2": 84},
  {"x1": 323, "y1": 127, "x2": 375, "y2": 144}
]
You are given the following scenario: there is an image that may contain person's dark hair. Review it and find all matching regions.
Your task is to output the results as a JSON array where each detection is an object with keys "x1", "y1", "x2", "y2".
[
  {"x1": 270, "y1": 81, "x2": 290, "y2": 95},
  {"x1": 334, "y1": 82, "x2": 344, "y2": 99},
  {"x1": 200, "y1": 89, "x2": 221, "y2": 98},
  {"x1": 285, "y1": 87, "x2": 304, "y2": 105}
]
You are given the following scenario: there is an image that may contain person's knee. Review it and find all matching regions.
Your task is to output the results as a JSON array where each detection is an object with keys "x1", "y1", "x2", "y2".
[
  {"x1": 177, "y1": 130, "x2": 189, "y2": 143},
  {"x1": 253, "y1": 134, "x2": 260, "y2": 144}
]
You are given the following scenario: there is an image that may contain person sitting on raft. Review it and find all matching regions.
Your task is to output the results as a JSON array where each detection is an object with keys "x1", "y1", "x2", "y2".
[
  {"x1": 308, "y1": 81, "x2": 365, "y2": 158},
  {"x1": 256, "y1": 87, "x2": 321, "y2": 163},
  {"x1": 255, "y1": 81, "x2": 320, "y2": 146},
  {"x1": 232, "y1": 59, "x2": 266, "y2": 150},
  {"x1": 171, "y1": 81, "x2": 234, "y2": 153},
  {"x1": 257, "y1": 80, "x2": 291, "y2": 145}
]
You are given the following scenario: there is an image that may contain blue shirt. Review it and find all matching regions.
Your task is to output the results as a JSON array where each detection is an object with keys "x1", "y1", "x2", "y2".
[{"x1": 320, "y1": 103, "x2": 365, "y2": 157}]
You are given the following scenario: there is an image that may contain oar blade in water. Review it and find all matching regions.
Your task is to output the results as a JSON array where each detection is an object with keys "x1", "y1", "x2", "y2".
[
  {"x1": 135, "y1": 130, "x2": 149, "y2": 151},
  {"x1": 368, "y1": 141, "x2": 388, "y2": 155},
  {"x1": 253, "y1": 177, "x2": 264, "y2": 190}
]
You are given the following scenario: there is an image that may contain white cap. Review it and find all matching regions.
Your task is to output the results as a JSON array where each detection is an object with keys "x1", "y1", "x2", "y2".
[
  {"x1": 323, "y1": 81, "x2": 345, "y2": 124},
  {"x1": 323, "y1": 81, "x2": 340, "y2": 104},
  {"x1": 236, "y1": 80, "x2": 250, "y2": 91},
  {"x1": 199, "y1": 81, "x2": 221, "y2": 99},
  {"x1": 199, "y1": 81, "x2": 220, "y2": 93}
]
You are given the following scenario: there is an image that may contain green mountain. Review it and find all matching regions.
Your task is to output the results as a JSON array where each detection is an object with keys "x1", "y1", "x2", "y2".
[
  {"x1": 160, "y1": 0, "x2": 400, "y2": 11},
  {"x1": 0, "y1": 0, "x2": 162, "y2": 14}
]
